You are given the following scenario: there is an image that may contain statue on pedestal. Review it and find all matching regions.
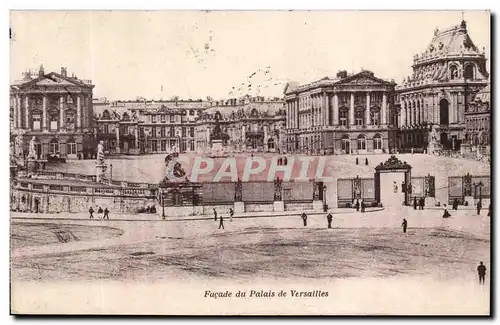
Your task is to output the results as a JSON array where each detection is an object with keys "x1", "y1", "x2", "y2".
[
  {"x1": 96, "y1": 140, "x2": 108, "y2": 183},
  {"x1": 96, "y1": 140, "x2": 105, "y2": 165},
  {"x1": 15, "y1": 133, "x2": 24, "y2": 158},
  {"x1": 28, "y1": 136, "x2": 37, "y2": 160},
  {"x1": 274, "y1": 177, "x2": 283, "y2": 201}
]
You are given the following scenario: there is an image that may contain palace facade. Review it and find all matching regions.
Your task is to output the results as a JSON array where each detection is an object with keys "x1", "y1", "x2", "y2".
[
  {"x1": 195, "y1": 96, "x2": 286, "y2": 153},
  {"x1": 10, "y1": 66, "x2": 95, "y2": 159},
  {"x1": 93, "y1": 99, "x2": 210, "y2": 155},
  {"x1": 395, "y1": 20, "x2": 489, "y2": 152},
  {"x1": 284, "y1": 70, "x2": 397, "y2": 155},
  {"x1": 463, "y1": 82, "x2": 490, "y2": 154}
]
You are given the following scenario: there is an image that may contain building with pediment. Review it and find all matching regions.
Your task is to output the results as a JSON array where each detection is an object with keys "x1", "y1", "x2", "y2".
[
  {"x1": 10, "y1": 66, "x2": 95, "y2": 159},
  {"x1": 395, "y1": 19, "x2": 489, "y2": 153},
  {"x1": 284, "y1": 70, "x2": 397, "y2": 154},
  {"x1": 195, "y1": 96, "x2": 286, "y2": 153},
  {"x1": 93, "y1": 99, "x2": 210, "y2": 155}
]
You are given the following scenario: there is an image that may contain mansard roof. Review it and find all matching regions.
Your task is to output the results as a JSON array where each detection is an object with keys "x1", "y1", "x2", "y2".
[{"x1": 424, "y1": 20, "x2": 481, "y2": 57}]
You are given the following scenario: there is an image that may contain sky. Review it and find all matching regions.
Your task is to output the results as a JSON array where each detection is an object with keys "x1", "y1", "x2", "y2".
[{"x1": 10, "y1": 10, "x2": 490, "y2": 101}]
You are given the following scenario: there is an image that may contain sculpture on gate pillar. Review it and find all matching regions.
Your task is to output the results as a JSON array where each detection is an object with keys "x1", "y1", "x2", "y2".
[
  {"x1": 274, "y1": 177, "x2": 283, "y2": 201},
  {"x1": 463, "y1": 173, "x2": 473, "y2": 197},
  {"x1": 234, "y1": 178, "x2": 243, "y2": 201},
  {"x1": 28, "y1": 136, "x2": 37, "y2": 160}
]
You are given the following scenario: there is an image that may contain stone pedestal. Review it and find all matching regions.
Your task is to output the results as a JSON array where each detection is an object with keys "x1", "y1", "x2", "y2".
[
  {"x1": 211, "y1": 139, "x2": 224, "y2": 157},
  {"x1": 27, "y1": 158, "x2": 37, "y2": 174},
  {"x1": 464, "y1": 196, "x2": 475, "y2": 207},
  {"x1": 313, "y1": 200, "x2": 324, "y2": 211},
  {"x1": 273, "y1": 201, "x2": 284, "y2": 212},
  {"x1": 96, "y1": 163, "x2": 108, "y2": 183},
  {"x1": 234, "y1": 201, "x2": 245, "y2": 213}
]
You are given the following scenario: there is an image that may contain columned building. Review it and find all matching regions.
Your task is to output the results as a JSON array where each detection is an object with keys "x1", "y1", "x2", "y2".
[
  {"x1": 464, "y1": 82, "x2": 490, "y2": 156},
  {"x1": 396, "y1": 20, "x2": 489, "y2": 153},
  {"x1": 284, "y1": 70, "x2": 397, "y2": 155},
  {"x1": 10, "y1": 66, "x2": 94, "y2": 159},
  {"x1": 195, "y1": 96, "x2": 285, "y2": 153}
]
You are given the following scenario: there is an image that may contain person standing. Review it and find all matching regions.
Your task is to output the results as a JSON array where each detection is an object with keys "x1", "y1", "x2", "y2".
[
  {"x1": 477, "y1": 261, "x2": 486, "y2": 285},
  {"x1": 402, "y1": 218, "x2": 408, "y2": 233},
  {"x1": 365, "y1": 158, "x2": 368, "y2": 165},
  {"x1": 103, "y1": 208, "x2": 110, "y2": 220},
  {"x1": 213, "y1": 208, "x2": 217, "y2": 221},
  {"x1": 89, "y1": 206, "x2": 94, "y2": 219},
  {"x1": 229, "y1": 208, "x2": 234, "y2": 222},
  {"x1": 301, "y1": 213, "x2": 308, "y2": 227},
  {"x1": 218, "y1": 215, "x2": 225, "y2": 230},
  {"x1": 326, "y1": 213, "x2": 333, "y2": 229},
  {"x1": 477, "y1": 201, "x2": 482, "y2": 216},
  {"x1": 355, "y1": 199, "x2": 360, "y2": 212},
  {"x1": 413, "y1": 197, "x2": 417, "y2": 210},
  {"x1": 355, "y1": 157, "x2": 359, "y2": 165}
]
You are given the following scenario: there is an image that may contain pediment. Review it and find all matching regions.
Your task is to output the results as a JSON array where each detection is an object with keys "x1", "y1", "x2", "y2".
[
  {"x1": 34, "y1": 76, "x2": 78, "y2": 86},
  {"x1": 337, "y1": 76, "x2": 386, "y2": 86}
]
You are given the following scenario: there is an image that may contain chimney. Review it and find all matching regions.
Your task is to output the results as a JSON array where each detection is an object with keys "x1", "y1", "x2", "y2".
[{"x1": 61, "y1": 67, "x2": 67, "y2": 77}]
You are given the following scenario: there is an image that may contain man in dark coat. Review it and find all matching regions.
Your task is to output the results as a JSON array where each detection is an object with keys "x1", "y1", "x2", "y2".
[
  {"x1": 413, "y1": 197, "x2": 417, "y2": 210},
  {"x1": 229, "y1": 208, "x2": 234, "y2": 222},
  {"x1": 326, "y1": 213, "x2": 333, "y2": 228},
  {"x1": 89, "y1": 207, "x2": 94, "y2": 219},
  {"x1": 355, "y1": 157, "x2": 359, "y2": 165},
  {"x1": 365, "y1": 158, "x2": 368, "y2": 165},
  {"x1": 213, "y1": 208, "x2": 217, "y2": 221},
  {"x1": 477, "y1": 261, "x2": 486, "y2": 284},
  {"x1": 477, "y1": 201, "x2": 482, "y2": 216},
  {"x1": 452, "y1": 198, "x2": 458, "y2": 210},
  {"x1": 103, "y1": 208, "x2": 110, "y2": 220},
  {"x1": 402, "y1": 218, "x2": 408, "y2": 233},
  {"x1": 218, "y1": 215, "x2": 225, "y2": 229},
  {"x1": 419, "y1": 197, "x2": 425, "y2": 210},
  {"x1": 301, "y1": 213, "x2": 308, "y2": 227},
  {"x1": 355, "y1": 199, "x2": 360, "y2": 212}
]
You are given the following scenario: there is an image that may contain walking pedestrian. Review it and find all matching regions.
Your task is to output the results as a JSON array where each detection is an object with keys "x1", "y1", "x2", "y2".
[
  {"x1": 218, "y1": 215, "x2": 225, "y2": 229},
  {"x1": 413, "y1": 197, "x2": 417, "y2": 210},
  {"x1": 301, "y1": 213, "x2": 308, "y2": 227},
  {"x1": 355, "y1": 199, "x2": 360, "y2": 212},
  {"x1": 103, "y1": 207, "x2": 110, "y2": 220},
  {"x1": 477, "y1": 261, "x2": 486, "y2": 285},
  {"x1": 89, "y1": 206, "x2": 94, "y2": 219},
  {"x1": 442, "y1": 209, "x2": 451, "y2": 218},
  {"x1": 419, "y1": 197, "x2": 425, "y2": 210},
  {"x1": 355, "y1": 157, "x2": 359, "y2": 165},
  {"x1": 477, "y1": 201, "x2": 482, "y2": 216},
  {"x1": 229, "y1": 208, "x2": 234, "y2": 222},
  {"x1": 402, "y1": 218, "x2": 408, "y2": 233},
  {"x1": 365, "y1": 158, "x2": 368, "y2": 165},
  {"x1": 326, "y1": 213, "x2": 333, "y2": 229},
  {"x1": 213, "y1": 208, "x2": 217, "y2": 221}
]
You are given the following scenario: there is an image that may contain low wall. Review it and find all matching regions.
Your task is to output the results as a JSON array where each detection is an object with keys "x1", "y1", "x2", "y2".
[{"x1": 11, "y1": 180, "x2": 157, "y2": 214}]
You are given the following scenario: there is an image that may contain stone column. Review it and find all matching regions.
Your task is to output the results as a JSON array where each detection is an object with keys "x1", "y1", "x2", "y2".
[
  {"x1": 286, "y1": 102, "x2": 290, "y2": 129},
  {"x1": 115, "y1": 125, "x2": 120, "y2": 154},
  {"x1": 382, "y1": 92, "x2": 387, "y2": 125},
  {"x1": 420, "y1": 98, "x2": 425, "y2": 124},
  {"x1": 349, "y1": 92, "x2": 355, "y2": 126},
  {"x1": 134, "y1": 126, "x2": 139, "y2": 149},
  {"x1": 333, "y1": 93, "x2": 339, "y2": 125},
  {"x1": 42, "y1": 94, "x2": 48, "y2": 131},
  {"x1": 59, "y1": 96, "x2": 64, "y2": 131},
  {"x1": 13, "y1": 94, "x2": 17, "y2": 128},
  {"x1": 366, "y1": 92, "x2": 371, "y2": 126},
  {"x1": 401, "y1": 102, "x2": 407, "y2": 127},
  {"x1": 77, "y1": 94, "x2": 82, "y2": 129},
  {"x1": 17, "y1": 96, "x2": 22, "y2": 128},
  {"x1": 25, "y1": 96, "x2": 30, "y2": 129}
]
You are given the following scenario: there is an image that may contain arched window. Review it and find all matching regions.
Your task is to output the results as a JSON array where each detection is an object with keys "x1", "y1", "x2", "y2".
[
  {"x1": 122, "y1": 112, "x2": 130, "y2": 121},
  {"x1": 357, "y1": 134, "x2": 366, "y2": 150},
  {"x1": 339, "y1": 108, "x2": 348, "y2": 126},
  {"x1": 102, "y1": 110, "x2": 111, "y2": 120},
  {"x1": 439, "y1": 99, "x2": 449, "y2": 125},
  {"x1": 464, "y1": 64, "x2": 475, "y2": 80},
  {"x1": 65, "y1": 110, "x2": 75, "y2": 131},
  {"x1": 67, "y1": 139, "x2": 77, "y2": 155},
  {"x1": 267, "y1": 138, "x2": 275, "y2": 150},
  {"x1": 449, "y1": 65, "x2": 458, "y2": 80},
  {"x1": 49, "y1": 138, "x2": 60, "y2": 154},
  {"x1": 373, "y1": 134, "x2": 382, "y2": 150}
]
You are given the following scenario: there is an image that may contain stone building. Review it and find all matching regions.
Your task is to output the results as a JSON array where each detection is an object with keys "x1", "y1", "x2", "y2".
[
  {"x1": 284, "y1": 70, "x2": 397, "y2": 155},
  {"x1": 10, "y1": 66, "x2": 95, "y2": 159},
  {"x1": 463, "y1": 82, "x2": 490, "y2": 155},
  {"x1": 195, "y1": 96, "x2": 286, "y2": 153},
  {"x1": 93, "y1": 99, "x2": 210, "y2": 155},
  {"x1": 395, "y1": 20, "x2": 489, "y2": 153}
]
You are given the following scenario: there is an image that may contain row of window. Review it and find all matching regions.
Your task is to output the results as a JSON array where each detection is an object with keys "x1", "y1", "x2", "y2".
[
  {"x1": 150, "y1": 139, "x2": 196, "y2": 152},
  {"x1": 150, "y1": 111, "x2": 196, "y2": 123},
  {"x1": 467, "y1": 117, "x2": 489, "y2": 132}
]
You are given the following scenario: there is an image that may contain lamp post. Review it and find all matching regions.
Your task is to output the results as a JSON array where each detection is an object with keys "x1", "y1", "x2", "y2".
[
  {"x1": 161, "y1": 188, "x2": 166, "y2": 220},
  {"x1": 110, "y1": 163, "x2": 113, "y2": 183},
  {"x1": 323, "y1": 185, "x2": 328, "y2": 212}
]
